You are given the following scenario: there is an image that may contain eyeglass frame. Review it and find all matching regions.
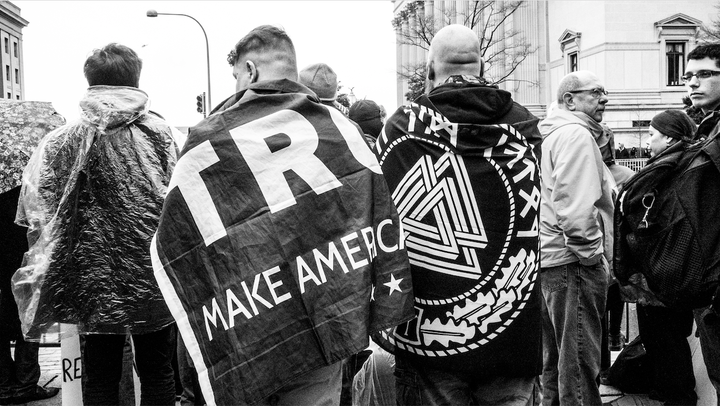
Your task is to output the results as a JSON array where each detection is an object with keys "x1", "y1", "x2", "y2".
[
  {"x1": 566, "y1": 87, "x2": 609, "y2": 99},
  {"x1": 680, "y1": 70, "x2": 720, "y2": 83}
]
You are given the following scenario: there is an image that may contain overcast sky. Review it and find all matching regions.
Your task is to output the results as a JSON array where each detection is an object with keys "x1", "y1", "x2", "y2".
[{"x1": 17, "y1": 1, "x2": 398, "y2": 128}]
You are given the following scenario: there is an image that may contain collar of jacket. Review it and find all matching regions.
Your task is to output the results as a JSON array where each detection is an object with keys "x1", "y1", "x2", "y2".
[
  {"x1": 424, "y1": 76, "x2": 517, "y2": 124},
  {"x1": 210, "y1": 79, "x2": 315, "y2": 115},
  {"x1": 697, "y1": 110, "x2": 720, "y2": 141},
  {"x1": 79, "y1": 86, "x2": 150, "y2": 133},
  {"x1": 570, "y1": 110, "x2": 605, "y2": 141},
  {"x1": 544, "y1": 109, "x2": 605, "y2": 142}
]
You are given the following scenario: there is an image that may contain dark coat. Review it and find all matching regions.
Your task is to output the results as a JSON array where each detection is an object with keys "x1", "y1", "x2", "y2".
[{"x1": 0, "y1": 187, "x2": 26, "y2": 341}]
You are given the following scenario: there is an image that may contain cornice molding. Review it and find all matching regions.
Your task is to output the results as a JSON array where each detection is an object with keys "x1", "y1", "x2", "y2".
[{"x1": 558, "y1": 29, "x2": 581, "y2": 52}]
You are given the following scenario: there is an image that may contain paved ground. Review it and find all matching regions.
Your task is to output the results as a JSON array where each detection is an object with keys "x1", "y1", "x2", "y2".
[
  {"x1": 17, "y1": 304, "x2": 718, "y2": 405},
  {"x1": 33, "y1": 347, "x2": 61, "y2": 406}
]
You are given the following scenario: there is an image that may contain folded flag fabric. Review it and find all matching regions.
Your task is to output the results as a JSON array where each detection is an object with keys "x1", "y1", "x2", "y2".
[{"x1": 151, "y1": 84, "x2": 414, "y2": 405}]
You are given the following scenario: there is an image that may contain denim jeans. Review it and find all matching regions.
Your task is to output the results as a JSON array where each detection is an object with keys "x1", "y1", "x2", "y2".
[
  {"x1": 541, "y1": 262, "x2": 607, "y2": 406},
  {"x1": 82, "y1": 324, "x2": 177, "y2": 406},
  {"x1": 394, "y1": 355, "x2": 538, "y2": 406},
  {"x1": 694, "y1": 307, "x2": 720, "y2": 405}
]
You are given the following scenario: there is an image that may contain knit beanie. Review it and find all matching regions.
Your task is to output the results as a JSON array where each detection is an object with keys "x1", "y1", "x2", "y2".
[
  {"x1": 650, "y1": 110, "x2": 697, "y2": 141},
  {"x1": 349, "y1": 100, "x2": 382, "y2": 123},
  {"x1": 349, "y1": 100, "x2": 383, "y2": 137},
  {"x1": 298, "y1": 63, "x2": 338, "y2": 101}
]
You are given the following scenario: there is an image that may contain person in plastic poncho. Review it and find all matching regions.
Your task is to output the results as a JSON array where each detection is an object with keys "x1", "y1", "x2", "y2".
[{"x1": 13, "y1": 43, "x2": 180, "y2": 405}]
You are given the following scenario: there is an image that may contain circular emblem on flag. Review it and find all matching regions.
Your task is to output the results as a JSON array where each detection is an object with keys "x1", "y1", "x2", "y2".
[{"x1": 376, "y1": 126, "x2": 539, "y2": 357}]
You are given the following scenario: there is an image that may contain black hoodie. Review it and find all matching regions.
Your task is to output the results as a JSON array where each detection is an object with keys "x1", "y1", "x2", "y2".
[{"x1": 374, "y1": 76, "x2": 543, "y2": 377}]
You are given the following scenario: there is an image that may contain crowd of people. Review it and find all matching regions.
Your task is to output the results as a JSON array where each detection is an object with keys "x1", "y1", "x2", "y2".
[{"x1": 1, "y1": 22, "x2": 720, "y2": 406}]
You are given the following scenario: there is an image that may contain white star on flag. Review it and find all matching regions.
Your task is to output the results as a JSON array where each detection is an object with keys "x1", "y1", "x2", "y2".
[{"x1": 383, "y1": 274, "x2": 403, "y2": 296}]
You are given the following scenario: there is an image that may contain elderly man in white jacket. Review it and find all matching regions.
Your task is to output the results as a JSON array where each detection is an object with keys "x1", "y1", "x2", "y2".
[{"x1": 538, "y1": 70, "x2": 616, "y2": 406}]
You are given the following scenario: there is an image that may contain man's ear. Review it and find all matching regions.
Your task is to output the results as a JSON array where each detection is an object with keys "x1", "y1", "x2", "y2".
[
  {"x1": 562, "y1": 92, "x2": 575, "y2": 110},
  {"x1": 424, "y1": 61, "x2": 436, "y2": 93},
  {"x1": 246, "y1": 60, "x2": 258, "y2": 83}
]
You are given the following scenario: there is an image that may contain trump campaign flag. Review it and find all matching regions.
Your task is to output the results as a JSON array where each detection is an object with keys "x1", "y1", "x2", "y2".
[{"x1": 151, "y1": 81, "x2": 414, "y2": 405}]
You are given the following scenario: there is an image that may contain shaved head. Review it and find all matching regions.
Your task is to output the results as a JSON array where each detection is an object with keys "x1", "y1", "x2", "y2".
[{"x1": 426, "y1": 24, "x2": 484, "y2": 91}]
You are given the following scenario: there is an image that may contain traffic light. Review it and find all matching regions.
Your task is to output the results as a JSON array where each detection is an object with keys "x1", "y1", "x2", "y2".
[{"x1": 196, "y1": 92, "x2": 206, "y2": 115}]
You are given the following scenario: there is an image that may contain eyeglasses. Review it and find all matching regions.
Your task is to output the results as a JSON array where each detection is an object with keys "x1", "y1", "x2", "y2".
[
  {"x1": 681, "y1": 70, "x2": 720, "y2": 83},
  {"x1": 567, "y1": 87, "x2": 608, "y2": 99}
]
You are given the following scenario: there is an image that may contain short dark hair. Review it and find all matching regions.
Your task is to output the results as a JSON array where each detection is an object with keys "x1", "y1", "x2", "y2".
[
  {"x1": 688, "y1": 43, "x2": 720, "y2": 68},
  {"x1": 84, "y1": 43, "x2": 142, "y2": 87},
  {"x1": 226, "y1": 25, "x2": 295, "y2": 66}
]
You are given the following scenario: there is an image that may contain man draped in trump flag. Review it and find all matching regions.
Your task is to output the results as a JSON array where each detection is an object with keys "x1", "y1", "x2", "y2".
[{"x1": 150, "y1": 25, "x2": 414, "y2": 405}]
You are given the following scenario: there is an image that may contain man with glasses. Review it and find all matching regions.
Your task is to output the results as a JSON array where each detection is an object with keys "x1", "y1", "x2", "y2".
[
  {"x1": 538, "y1": 70, "x2": 616, "y2": 405},
  {"x1": 686, "y1": 44, "x2": 720, "y2": 137},
  {"x1": 684, "y1": 43, "x2": 720, "y2": 403}
]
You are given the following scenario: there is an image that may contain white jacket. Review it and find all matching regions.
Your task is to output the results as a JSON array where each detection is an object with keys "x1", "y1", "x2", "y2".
[{"x1": 539, "y1": 109, "x2": 616, "y2": 269}]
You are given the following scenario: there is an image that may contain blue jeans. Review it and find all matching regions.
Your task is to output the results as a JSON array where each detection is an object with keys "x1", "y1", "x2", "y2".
[
  {"x1": 82, "y1": 324, "x2": 177, "y2": 406},
  {"x1": 394, "y1": 355, "x2": 538, "y2": 406},
  {"x1": 541, "y1": 262, "x2": 607, "y2": 406},
  {"x1": 694, "y1": 307, "x2": 720, "y2": 405}
]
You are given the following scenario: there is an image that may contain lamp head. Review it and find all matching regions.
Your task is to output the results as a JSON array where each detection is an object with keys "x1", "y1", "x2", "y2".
[{"x1": 146, "y1": 10, "x2": 158, "y2": 17}]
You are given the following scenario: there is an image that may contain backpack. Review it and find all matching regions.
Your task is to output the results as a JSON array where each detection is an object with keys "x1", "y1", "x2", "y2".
[{"x1": 615, "y1": 132, "x2": 720, "y2": 309}]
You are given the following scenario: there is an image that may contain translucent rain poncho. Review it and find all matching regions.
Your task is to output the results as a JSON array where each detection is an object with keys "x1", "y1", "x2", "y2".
[{"x1": 13, "y1": 86, "x2": 179, "y2": 339}]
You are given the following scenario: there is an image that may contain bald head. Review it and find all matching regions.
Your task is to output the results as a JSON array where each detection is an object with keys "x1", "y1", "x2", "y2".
[
  {"x1": 556, "y1": 71, "x2": 598, "y2": 104},
  {"x1": 426, "y1": 24, "x2": 483, "y2": 91}
]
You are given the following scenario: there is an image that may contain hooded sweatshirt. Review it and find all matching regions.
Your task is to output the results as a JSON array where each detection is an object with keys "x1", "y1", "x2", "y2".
[
  {"x1": 14, "y1": 86, "x2": 179, "y2": 338},
  {"x1": 374, "y1": 76, "x2": 543, "y2": 377},
  {"x1": 538, "y1": 109, "x2": 616, "y2": 270}
]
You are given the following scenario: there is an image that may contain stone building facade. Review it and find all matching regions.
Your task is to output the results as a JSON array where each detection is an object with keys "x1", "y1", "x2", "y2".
[
  {"x1": 392, "y1": 0, "x2": 715, "y2": 149},
  {"x1": 0, "y1": 1, "x2": 27, "y2": 101}
]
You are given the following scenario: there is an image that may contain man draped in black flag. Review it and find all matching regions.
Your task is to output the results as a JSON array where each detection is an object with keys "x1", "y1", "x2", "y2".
[
  {"x1": 374, "y1": 24, "x2": 543, "y2": 405},
  {"x1": 151, "y1": 25, "x2": 414, "y2": 406}
]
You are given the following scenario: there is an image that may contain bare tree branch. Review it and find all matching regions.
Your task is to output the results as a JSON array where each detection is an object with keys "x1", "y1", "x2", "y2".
[
  {"x1": 699, "y1": 2, "x2": 720, "y2": 43},
  {"x1": 394, "y1": 0, "x2": 538, "y2": 102}
]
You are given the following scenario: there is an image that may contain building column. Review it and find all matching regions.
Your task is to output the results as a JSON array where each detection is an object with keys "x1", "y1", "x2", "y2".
[
  {"x1": 396, "y1": 22, "x2": 405, "y2": 107},
  {"x1": 401, "y1": 17, "x2": 410, "y2": 104}
]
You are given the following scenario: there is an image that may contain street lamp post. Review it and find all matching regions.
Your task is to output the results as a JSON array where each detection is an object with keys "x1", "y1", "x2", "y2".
[{"x1": 147, "y1": 10, "x2": 212, "y2": 116}]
